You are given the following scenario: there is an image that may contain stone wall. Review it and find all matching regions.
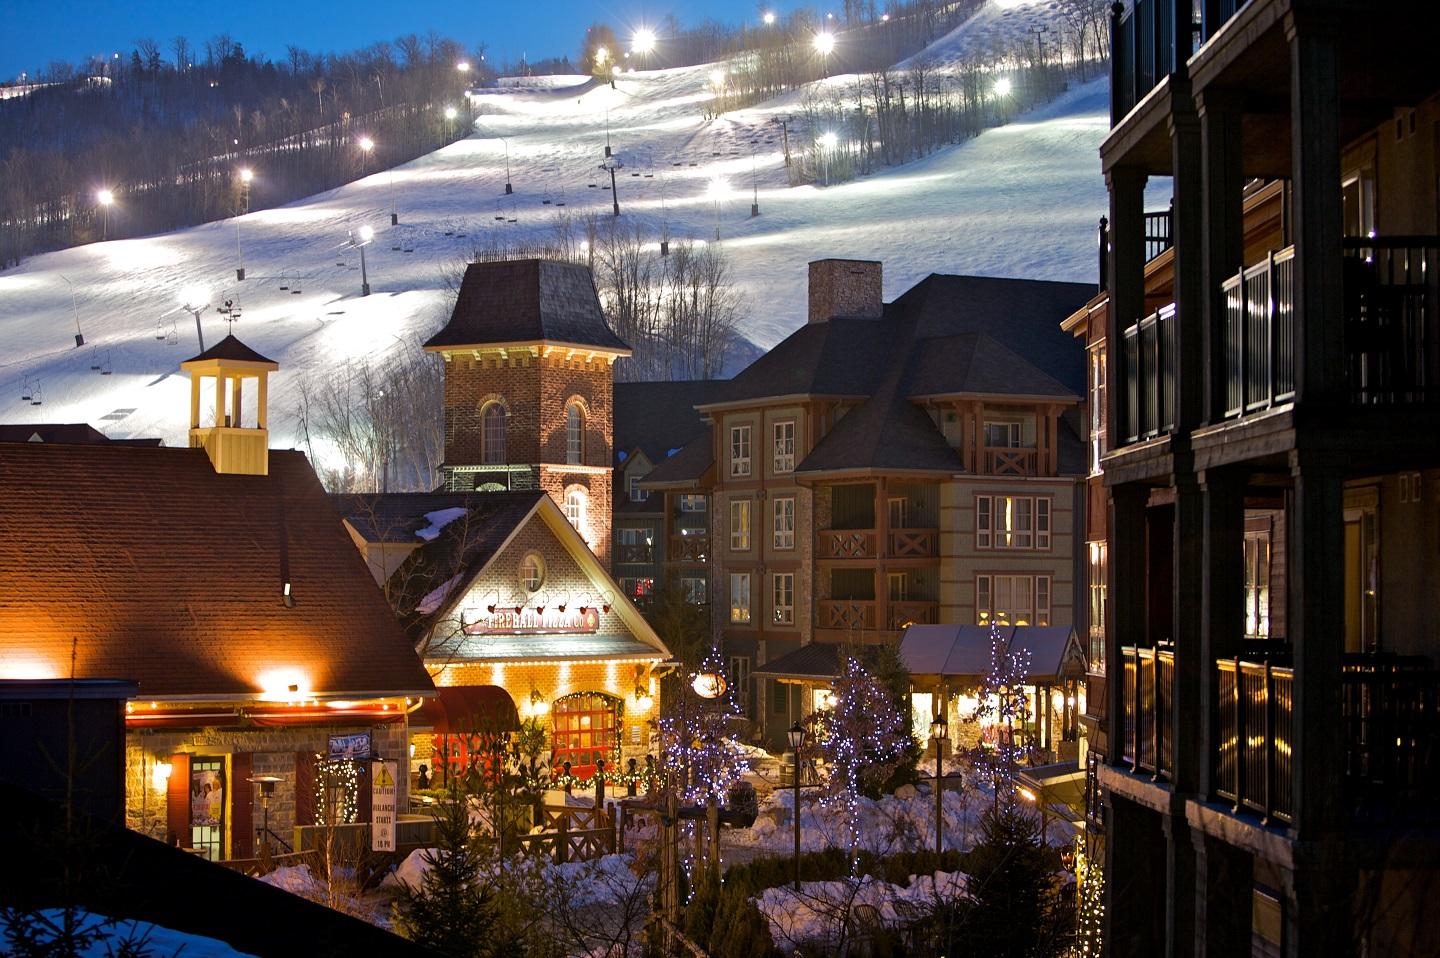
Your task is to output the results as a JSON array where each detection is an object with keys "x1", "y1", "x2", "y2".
[{"x1": 807, "y1": 259, "x2": 884, "y2": 324}]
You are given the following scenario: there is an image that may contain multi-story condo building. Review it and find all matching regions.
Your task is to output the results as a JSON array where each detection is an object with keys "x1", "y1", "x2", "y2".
[
  {"x1": 645, "y1": 259, "x2": 1092, "y2": 746},
  {"x1": 1087, "y1": 2, "x2": 1440, "y2": 955},
  {"x1": 612, "y1": 381, "x2": 724, "y2": 610}
]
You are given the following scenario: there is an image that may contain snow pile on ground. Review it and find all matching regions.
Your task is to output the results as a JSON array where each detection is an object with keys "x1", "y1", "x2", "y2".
[
  {"x1": 256, "y1": 864, "x2": 389, "y2": 925},
  {"x1": 257, "y1": 862, "x2": 327, "y2": 897},
  {"x1": 0, "y1": 908, "x2": 257, "y2": 957},
  {"x1": 734, "y1": 783, "x2": 988, "y2": 856},
  {"x1": 754, "y1": 870, "x2": 968, "y2": 952},
  {"x1": 384, "y1": 848, "x2": 651, "y2": 910}
]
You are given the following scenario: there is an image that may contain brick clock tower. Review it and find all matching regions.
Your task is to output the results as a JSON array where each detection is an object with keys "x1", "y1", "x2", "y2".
[{"x1": 424, "y1": 259, "x2": 630, "y2": 563}]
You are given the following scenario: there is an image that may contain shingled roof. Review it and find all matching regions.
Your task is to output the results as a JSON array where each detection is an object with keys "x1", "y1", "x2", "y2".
[
  {"x1": 0, "y1": 423, "x2": 161, "y2": 446},
  {"x1": 639, "y1": 432, "x2": 715, "y2": 488},
  {"x1": 614, "y1": 380, "x2": 726, "y2": 464},
  {"x1": 425, "y1": 259, "x2": 631, "y2": 353},
  {"x1": 0, "y1": 443, "x2": 434, "y2": 700},
  {"x1": 181, "y1": 334, "x2": 277, "y2": 366}
]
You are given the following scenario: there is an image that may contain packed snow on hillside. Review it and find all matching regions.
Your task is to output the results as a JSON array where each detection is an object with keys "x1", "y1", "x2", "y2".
[{"x1": 0, "y1": 3, "x2": 1111, "y2": 456}]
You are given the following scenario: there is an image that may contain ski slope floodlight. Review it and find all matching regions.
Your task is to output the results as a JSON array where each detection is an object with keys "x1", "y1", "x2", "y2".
[
  {"x1": 359, "y1": 136, "x2": 375, "y2": 153},
  {"x1": 595, "y1": 46, "x2": 609, "y2": 65},
  {"x1": 813, "y1": 32, "x2": 836, "y2": 55},
  {"x1": 995, "y1": 76, "x2": 1013, "y2": 97},
  {"x1": 181, "y1": 286, "x2": 208, "y2": 311},
  {"x1": 445, "y1": 106, "x2": 458, "y2": 120},
  {"x1": 357, "y1": 225, "x2": 375, "y2": 244},
  {"x1": 456, "y1": 61, "x2": 471, "y2": 73},
  {"x1": 710, "y1": 69, "x2": 726, "y2": 88},
  {"x1": 632, "y1": 28, "x2": 656, "y2": 55},
  {"x1": 96, "y1": 189, "x2": 114, "y2": 206},
  {"x1": 818, "y1": 131, "x2": 839, "y2": 150},
  {"x1": 763, "y1": 11, "x2": 776, "y2": 24},
  {"x1": 238, "y1": 167, "x2": 253, "y2": 183},
  {"x1": 706, "y1": 176, "x2": 731, "y2": 199}
]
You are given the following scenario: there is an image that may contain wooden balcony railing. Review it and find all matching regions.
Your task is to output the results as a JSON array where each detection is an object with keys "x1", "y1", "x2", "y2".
[
  {"x1": 817, "y1": 528, "x2": 938, "y2": 560},
  {"x1": 1343, "y1": 237, "x2": 1440, "y2": 405},
  {"x1": 818, "y1": 600, "x2": 876, "y2": 631},
  {"x1": 1122, "y1": 303, "x2": 1176, "y2": 443},
  {"x1": 668, "y1": 535, "x2": 709, "y2": 563},
  {"x1": 1120, "y1": 646, "x2": 1174, "y2": 781},
  {"x1": 888, "y1": 528, "x2": 938, "y2": 557},
  {"x1": 616, "y1": 542, "x2": 654, "y2": 564},
  {"x1": 887, "y1": 600, "x2": 937, "y2": 630},
  {"x1": 1216, "y1": 655, "x2": 1295, "y2": 824},
  {"x1": 984, "y1": 447, "x2": 1037, "y2": 476},
  {"x1": 1222, "y1": 246, "x2": 1296, "y2": 418}
]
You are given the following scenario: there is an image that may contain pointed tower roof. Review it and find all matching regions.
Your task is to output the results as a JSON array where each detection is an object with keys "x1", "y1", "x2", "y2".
[{"x1": 182, "y1": 334, "x2": 278, "y2": 369}]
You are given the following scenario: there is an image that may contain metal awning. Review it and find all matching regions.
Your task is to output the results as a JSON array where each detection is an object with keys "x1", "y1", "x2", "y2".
[
  {"x1": 751, "y1": 642, "x2": 842, "y2": 683},
  {"x1": 900, "y1": 624, "x2": 1086, "y2": 684}
]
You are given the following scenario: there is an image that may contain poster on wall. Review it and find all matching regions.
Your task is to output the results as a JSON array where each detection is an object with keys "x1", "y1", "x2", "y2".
[
  {"x1": 190, "y1": 767, "x2": 224, "y2": 826},
  {"x1": 329, "y1": 732, "x2": 372, "y2": 761},
  {"x1": 371, "y1": 760, "x2": 398, "y2": 852}
]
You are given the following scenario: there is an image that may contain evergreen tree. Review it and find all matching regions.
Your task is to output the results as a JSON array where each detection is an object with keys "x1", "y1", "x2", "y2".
[
  {"x1": 398, "y1": 782, "x2": 497, "y2": 958},
  {"x1": 963, "y1": 801, "x2": 1056, "y2": 958}
]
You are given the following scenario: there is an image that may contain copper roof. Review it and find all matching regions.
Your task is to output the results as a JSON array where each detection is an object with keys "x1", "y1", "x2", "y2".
[{"x1": 0, "y1": 443, "x2": 434, "y2": 700}]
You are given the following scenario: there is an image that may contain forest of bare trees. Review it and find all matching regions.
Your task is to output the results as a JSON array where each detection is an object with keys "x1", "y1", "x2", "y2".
[{"x1": 0, "y1": 33, "x2": 489, "y2": 267}]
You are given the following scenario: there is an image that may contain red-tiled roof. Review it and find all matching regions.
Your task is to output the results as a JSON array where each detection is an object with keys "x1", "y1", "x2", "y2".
[{"x1": 0, "y1": 443, "x2": 434, "y2": 700}]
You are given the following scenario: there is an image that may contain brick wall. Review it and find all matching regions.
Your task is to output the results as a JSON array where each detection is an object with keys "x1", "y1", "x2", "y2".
[
  {"x1": 124, "y1": 720, "x2": 409, "y2": 854},
  {"x1": 808, "y1": 259, "x2": 883, "y2": 324},
  {"x1": 443, "y1": 353, "x2": 543, "y2": 466}
]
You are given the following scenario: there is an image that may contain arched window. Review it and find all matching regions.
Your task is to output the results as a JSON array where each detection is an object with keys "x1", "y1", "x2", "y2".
[
  {"x1": 566, "y1": 404, "x2": 584, "y2": 465},
  {"x1": 482, "y1": 403, "x2": 507, "y2": 465},
  {"x1": 564, "y1": 487, "x2": 588, "y2": 533}
]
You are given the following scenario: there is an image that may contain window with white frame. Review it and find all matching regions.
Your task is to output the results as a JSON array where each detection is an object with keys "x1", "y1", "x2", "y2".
[
  {"x1": 566, "y1": 403, "x2": 584, "y2": 464},
  {"x1": 772, "y1": 496, "x2": 795, "y2": 550},
  {"x1": 682, "y1": 576, "x2": 708, "y2": 605},
  {"x1": 976, "y1": 495, "x2": 1050, "y2": 550},
  {"x1": 564, "y1": 488, "x2": 588, "y2": 533},
  {"x1": 730, "y1": 424, "x2": 752, "y2": 477},
  {"x1": 1089, "y1": 542, "x2": 1107, "y2": 674},
  {"x1": 628, "y1": 474, "x2": 649, "y2": 502},
  {"x1": 772, "y1": 573, "x2": 794, "y2": 626},
  {"x1": 729, "y1": 573, "x2": 751, "y2": 624},
  {"x1": 773, "y1": 421, "x2": 795, "y2": 473},
  {"x1": 729, "y1": 655, "x2": 752, "y2": 706},
  {"x1": 976, "y1": 574, "x2": 1051, "y2": 626},
  {"x1": 983, "y1": 421, "x2": 1023, "y2": 448},
  {"x1": 679, "y1": 494, "x2": 707, "y2": 512},
  {"x1": 1090, "y1": 346, "x2": 1107, "y2": 474},
  {"x1": 1243, "y1": 532, "x2": 1271, "y2": 639},
  {"x1": 729, "y1": 499, "x2": 751, "y2": 551}
]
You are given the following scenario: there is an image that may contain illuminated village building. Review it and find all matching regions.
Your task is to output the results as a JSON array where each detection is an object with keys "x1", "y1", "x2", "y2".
[{"x1": 0, "y1": 336, "x2": 435, "y2": 861}]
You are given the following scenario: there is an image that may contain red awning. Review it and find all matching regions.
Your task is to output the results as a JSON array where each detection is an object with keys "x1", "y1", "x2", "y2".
[{"x1": 415, "y1": 685, "x2": 519, "y2": 734}]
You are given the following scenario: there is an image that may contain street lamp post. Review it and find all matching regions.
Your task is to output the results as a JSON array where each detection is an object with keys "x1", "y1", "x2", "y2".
[
  {"x1": 236, "y1": 167, "x2": 252, "y2": 280},
  {"x1": 96, "y1": 189, "x2": 114, "y2": 241},
  {"x1": 352, "y1": 225, "x2": 374, "y2": 296},
  {"x1": 930, "y1": 714, "x2": 949, "y2": 855},
  {"x1": 788, "y1": 722, "x2": 804, "y2": 890}
]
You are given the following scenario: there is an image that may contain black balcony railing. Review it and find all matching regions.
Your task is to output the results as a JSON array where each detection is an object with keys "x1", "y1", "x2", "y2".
[
  {"x1": 1222, "y1": 247, "x2": 1296, "y2": 418},
  {"x1": 1122, "y1": 303, "x2": 1177, "y2": 443},
  {"x1": 1343, "y1": 238, "x2": 1440, "y2": 405},
  {"x1": 1341, "y1": 655, "x2": 1440, "y2": 815},
  {"x1": 1120, "y1": 646, "x2": 1174, "y2": 781},
  {"x1": 1098, "y1": 210, "x2": 1173, "y2": 291},
  {"x1": 1112, "y1": 0, "x2": 1248, "y2": 126}
]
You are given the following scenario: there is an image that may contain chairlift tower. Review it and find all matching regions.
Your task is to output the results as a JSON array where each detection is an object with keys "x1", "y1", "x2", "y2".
[{"x1": 598, "y1": 155, "x2": 624, "y2": 217}]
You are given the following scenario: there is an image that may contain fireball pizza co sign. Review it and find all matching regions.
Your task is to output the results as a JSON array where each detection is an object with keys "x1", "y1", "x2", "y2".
[
  {"x1": 463, "y1": 606, "x2": 600, "y2": 636},
  {"x1": 371, "y1": 760, "x2": 398, "y2": 852}
]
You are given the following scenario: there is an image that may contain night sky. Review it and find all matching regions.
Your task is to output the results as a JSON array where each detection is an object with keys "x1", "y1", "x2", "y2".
[{"x1": 0, "y1": 0, "x2": 760, "y2": 80}]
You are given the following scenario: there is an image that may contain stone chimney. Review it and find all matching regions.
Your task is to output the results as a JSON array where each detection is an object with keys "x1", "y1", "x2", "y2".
[{"x1": 807, "y1": 259, "x2": 883, "y2": 324}]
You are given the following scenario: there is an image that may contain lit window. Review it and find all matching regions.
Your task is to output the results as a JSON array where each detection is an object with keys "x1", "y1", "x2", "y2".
[
  {"x1": 976, "y1": 495, "x2": 1050, "y2": 550},
  {"x1": 729, "y1": 573, "x2": 751, "y2": 624},
  {"x1": 482, "y1": 403, "x2": 507, "y2": 464},
  {"x1": 773, "y1": 496, "x2": 795, "y2": 550},
  {"x1": 628, "y1": 474, "x2": 649, "y2": 502},
  {"x1": 564, "y1": 488, "x2": 588, "y2": 532},
  {"x1": 1244, "y1": 532, "x2": 1271, "y2": 639},
  {"x1": 772, "y1": 573, "x2": 794, "y2": 626},
  {"x1": 1089, "y1": 542, "x2": 1107, "y2": 674},
  {"x1": 566, "y1": 404, "x2": 584, "y2": 464},
  {"x1": 976, "y1": 574, "x2": 1051, "y2": 626},
  {"x1": 1090, "y1": 346, "x2": 1107, "y2": 474},
  {"x1": 773, "y1": 421, "x2": 795, "y2": 473},
  {"x1": 730, "y1": 424, "x2": 752, "y2": 477},
  {"x1": 520, "y1": 553, "x2": 545, "y2": 592},
  {"x1": 679, "y1": 494, "x2": 707, "y2": 513},
  {"x1": 730, "y1": 499, "x2": 751, "y2": 551}
]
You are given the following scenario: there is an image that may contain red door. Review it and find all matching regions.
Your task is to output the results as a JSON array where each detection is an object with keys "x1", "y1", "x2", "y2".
[{"x1": 551, "y1": 693, "x2": 619, "y2": 780}]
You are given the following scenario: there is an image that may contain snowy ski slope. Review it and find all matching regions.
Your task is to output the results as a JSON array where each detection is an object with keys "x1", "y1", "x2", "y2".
[{"x1": 0, "y1": 7, "x2": 1111, "y2": 452}]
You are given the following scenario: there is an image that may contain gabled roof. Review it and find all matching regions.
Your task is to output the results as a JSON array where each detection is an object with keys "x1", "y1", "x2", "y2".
[
  {"x1": 0, "y1": 444, "x2": 434, "y2": 700},
  {"x1": 699, "y1": 317, "x2": 893, "y2": 408},
  {"x1": 614, "y1": 380, "x2": 726, "y2": 464},
  {"x1": 334, "y1": 491, "x2": 543, "y2": 547},
  {"x1": 639, "y1": 431, "x2": 714, "y2": 488},
  {"x1": 0, "y1": 423, "x2": 160, "y2": 446},
  {"x1": 751, "y1": 642, "x2": 843, "y2": 682},
  {"x1": 181, "y1": 334, "x2": 277, "y2": 367},
  {"x1": 905, "y1": 332, "x2": 1077, "y2": 401},
  {"x1": 899, "y1": 624, "x2": 1086, "y2": 683},
  {"x1": 380, "y1": 492, "x2": 670, "y2": 662},
  {"x1": 424, "y1": 259, "x2": 631, "y2": 353}
]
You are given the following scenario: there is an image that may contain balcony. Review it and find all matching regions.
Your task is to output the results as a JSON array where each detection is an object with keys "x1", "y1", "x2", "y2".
[
  {"x1": 1120, "y1": 646, "x2": 1175, "y2": 781},
  {"x1": 887, "y1": 600, "x2": 937, "y2": 630},
  {"x1": 818, "y1": 600, "x2": 875, "y2": 631},
  {"x1": 668, "y1": 534, "x2": 708, "y2": 563},
  {"x1": 1216, "y1": 655, "x2": 1294, "y2": 824},
  {"x1": 1221, "y1": 247, "x2": 1296, "y2": 417},
  {"x1": 616, "y1": 542, "x2": 655, "y2": 564},
  {"x1": 984, "y1": 447, "x2": 1037, "y2": 476},
  {"x1": 816, "y1": 528, "x2": 939, "y2": 560},
  {"x1": 1121, "y1": 304, "x2": 1176, "y2": 443},
  {"x1": 1111, "y1": 0, "x2": 1244, "y2": 125}
]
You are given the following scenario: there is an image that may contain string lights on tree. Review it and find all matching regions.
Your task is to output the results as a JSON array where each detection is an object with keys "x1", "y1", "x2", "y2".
[
  {"x1": 970, "y1": 621, "x2": 1032, "y2": 804},
  {"x1": 661, "y1": 645, "x2": 751, "y2": 805}
]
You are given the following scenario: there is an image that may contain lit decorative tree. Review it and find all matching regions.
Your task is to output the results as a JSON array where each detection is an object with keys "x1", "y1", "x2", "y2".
[
  {"x1": 659, "y1": 645, "x2": 751, "y2": 804},
  {"x1": 970, "y1": 621, "x2": 1032, "y2": 803},
  {"x1": 802, "y1": 654, "x2": 910, "y2": 860}
]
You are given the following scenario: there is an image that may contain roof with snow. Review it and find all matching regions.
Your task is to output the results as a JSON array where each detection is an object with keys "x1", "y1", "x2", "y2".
[
  {"x1": 899, "y1": 624, "x2": 1086, "y2": 684},
  {"x1": 334, "y1": 491, "x2": 543, "y2": 547},
  {"x1": 424, "y1": 259, "x2": 631, "y2": 353},
  {"x1": 180, "y1": 334, "x2": 278, "y2": 367},
  {"x1": 0, "y1": 443, "x2": 434, "y2": 700}
]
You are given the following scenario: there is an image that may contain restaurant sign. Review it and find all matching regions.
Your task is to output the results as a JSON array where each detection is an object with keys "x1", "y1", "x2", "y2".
[{"x1": 463, "y1": 606, "x2": 600, "y2": 636}]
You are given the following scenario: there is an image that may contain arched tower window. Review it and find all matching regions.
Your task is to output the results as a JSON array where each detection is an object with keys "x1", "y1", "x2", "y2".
[
  {"x1": 482, "y1": 403, "x2": 507, "y2": 465},
  {"x1": 564, "y1": 487, "x2": 588, "y2": 534},
  {"x1": 566, "y1": 403, "x2": 585, "y2": 465}
]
